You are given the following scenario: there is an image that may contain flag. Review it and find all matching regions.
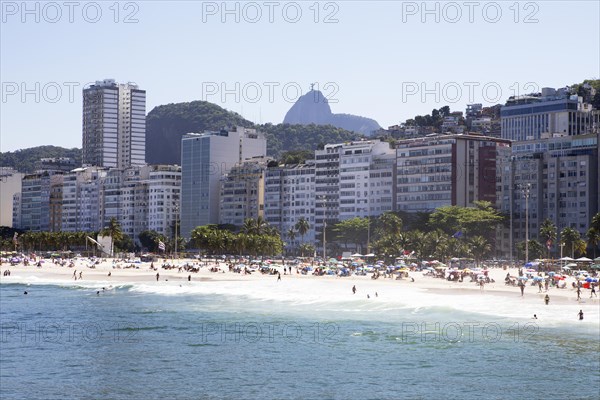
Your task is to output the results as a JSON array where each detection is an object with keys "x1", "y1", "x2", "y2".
[
  {"x1": 452, "y1": 231, "x2": 463, "y2": 238},
  {"x1": 158, "y1": 240, "x2": 166, "y2": 252}
]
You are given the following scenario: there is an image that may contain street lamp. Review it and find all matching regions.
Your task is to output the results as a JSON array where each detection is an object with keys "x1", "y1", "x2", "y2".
[
  {"x1": 318, "y1": 195, "x2": 327, "y2": 260},
  {"x1": 519, "y1": 183, "x2": 531, "y2": 263}
]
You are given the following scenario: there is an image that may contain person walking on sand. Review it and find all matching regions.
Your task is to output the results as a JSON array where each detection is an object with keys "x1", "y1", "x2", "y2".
[
  {"x1": 156, "y1": 272, "x2": 160, "y2": 281},
  {"x1": 544, "y1": 294, "x2": 550, "y2": 305},
  {"x1": 277, "y1": 272, "x2": 281, "y2": 282},
  {"x1": 576, "y1": 286, "x2": 581, "y2": 301},
  {"x1": 519, "y1": 281, "x2": 525, "y2": 296},
  {"x1": 577, "y1": 310, "x2": 584, "y2": 320},
  {"x1": 590, "y1": 285, "x2": 597, "y2": 298},
  {"x1": 78, "y1": 271, "x2": 82, "y2": 280},
  {"x1": 352, "y1": 285, "x2": 356, "y2": 294}
]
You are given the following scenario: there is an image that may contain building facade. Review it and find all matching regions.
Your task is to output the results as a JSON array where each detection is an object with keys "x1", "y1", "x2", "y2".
[
  {"x1": 219, "y1": 158, "x2": 269, "y2": 228},
  {"x1": 496, "y1": 133, "x2": 599, "y2": 259},
  {"x1": 501, "y1": 87, "x2": 599, "y2": 142},
  {"x1": 264, "y1": 162, "x2": 316, "y2": 251},
  {"x1": 82, "y1": 79, "x2": 146, "y2": 168},
  {"x1": 180, "y1": 127, "x2": 267, "y2": 239},
  {"x1": 396, "y1": 134, "x2": 511, "y2": 212}
]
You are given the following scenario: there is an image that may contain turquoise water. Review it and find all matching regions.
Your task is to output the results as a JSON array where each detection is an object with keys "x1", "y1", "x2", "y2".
[{"x1": 1, "y1": 283, "x2": 598, "y2": 400}]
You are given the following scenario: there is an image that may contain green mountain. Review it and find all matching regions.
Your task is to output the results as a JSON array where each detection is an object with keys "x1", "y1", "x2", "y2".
[
  {"x1": 146, "y1": 100, "x2": 361, "y2": 165},
  {"x1": 2, "y1": 101, "x2": 363, "y2": 171},
  {"x1": 0, "y1": 146, "x2": 82, "y2": 173}
]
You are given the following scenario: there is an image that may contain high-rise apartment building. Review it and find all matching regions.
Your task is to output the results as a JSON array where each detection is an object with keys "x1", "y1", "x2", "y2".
[
  {"x1": 82, "y1": 79, "x2": 146, "y2": 168},
  {"x1": 496, "y1": 133, "x2": 599, "y2": 259},
  {"x1": 219, "y1": 158, "x2": 269, "y2": 228},
  {"x1": 180, "y1": 127, "x2": 267, "y2": 239},
  {"x1": 395, "y1": 134, "x2": 511, "y2": 212},
  {"x1": 314, "y1": 140, "x2": 395, "y2": 236},
  {"x1": 264, "y1": 162, "x2": 317, "y2": 251}
]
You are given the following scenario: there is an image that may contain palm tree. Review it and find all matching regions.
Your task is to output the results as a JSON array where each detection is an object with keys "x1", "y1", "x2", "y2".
[
  {"x1": 587, "y1": 227, "x2": 600, "y2": 258},
  {"x1": 243, "y1": 217, "x2": 269, "y2": 236},
  {"x1": 295, "y1": 218, "x2": 309, "y2": 244},
  {"x1": 287, "y1": 228, "x2": 296, "y2": 253},
  {"x1": 539, "y1": 218, "x2": 557, "y2": 258},
  {"x1": 100, "y1": 217, "x2": 123, "y2": 257},
  {"x1": 560, "y1": 227, "x2": 580, "y2": 258},
  {"x1": 469, "y1": 236, "x2": 491, "y2": 268}
]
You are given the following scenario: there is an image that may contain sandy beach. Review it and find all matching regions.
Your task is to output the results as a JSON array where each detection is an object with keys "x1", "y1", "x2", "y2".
[{"x1": 1, "y1": 257, "x2": 598, "y2": 327}]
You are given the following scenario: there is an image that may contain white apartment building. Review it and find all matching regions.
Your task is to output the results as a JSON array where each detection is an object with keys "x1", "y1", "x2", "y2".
[
  {"x1": 264, "y1": 162, "x2": 316, "y2": 251},
  {"x1": 61, "y1": 167, "x2": 106, "y2": 232},
  {"x1": 82, "y1": 79, "x2": 146, "y2": 168},
  {"x1": 314, "y1": 140, "x2": 396, "y2": 237}
]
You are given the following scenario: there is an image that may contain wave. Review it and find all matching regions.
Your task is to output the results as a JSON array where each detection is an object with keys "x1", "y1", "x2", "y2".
[{"x1": 3, "y1": 275, "x2": 598, "y2": 332}]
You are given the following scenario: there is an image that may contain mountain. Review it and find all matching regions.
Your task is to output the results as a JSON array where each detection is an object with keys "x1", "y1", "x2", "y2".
[
  {"x1": 0, "y1": 146, "x2": 82, "y2": 173},
  {"x1": 146, "y1": 101, "x2": 253, "y2": 165},
  {"x1": 283, "y1": 90, "x2": 381, "y2": 136},
  {"x1": 146, "y1": 101, "x2": 361, "y2": 165}
]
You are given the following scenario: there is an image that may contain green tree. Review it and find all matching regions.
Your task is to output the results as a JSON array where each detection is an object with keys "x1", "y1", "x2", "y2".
[
  {"x1": 587, "y1": 227, "x2": 600, "y2": 258},
  {"x1": 516, "y1": 240, "x2": 544, "y2": 261},
  {"x1": 539, "y1": 218, "x2": 557, "y2": 258},
  {"x1": 333, "y1": 217, "x2": 369, "y2": 251},
  {"x1": 299, "y1": 243, "x2": 315, "y2": 258},
  {"x1": 375, "y1": 212, "x2": 403, "y2": 238},
  {"x1": 243, "y1": 217, "x2": 270, "y2": 236},
  {"x1": 428, "y1": 201, "x2": 504, "y2": 240},
  {"x1": 286, "y1": 228, "x2": 296, "y2": 245},
  {"x1": 561, "y1": 227, "x2": 581, "y2": 258},
  {"x1": 100, "y1": 217, "x2": 123, "y2": 256},
  {"x1": 295, "y1": 218, "x2": 310, "y2": 244},
  {"x1": 469, "y1": 236, "x2": 491, "y2": 267}
]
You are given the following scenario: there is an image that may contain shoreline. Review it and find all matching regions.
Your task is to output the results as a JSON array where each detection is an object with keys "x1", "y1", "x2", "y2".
[{"x1": 2, "y1": 259, "x2": 599, "y2": 327}]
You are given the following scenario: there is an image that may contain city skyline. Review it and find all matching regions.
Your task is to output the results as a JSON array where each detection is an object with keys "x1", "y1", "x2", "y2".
[{"x1": 2, "y1": 1, "x2": 599, "y2": 151}]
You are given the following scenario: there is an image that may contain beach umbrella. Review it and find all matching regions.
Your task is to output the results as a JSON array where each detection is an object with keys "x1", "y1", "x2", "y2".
[
  {"x1": 576, "y1": 257, "x2": 593, "y2": 262},
  {"x1": 590, "y1": 264, "x2": 600, "y2": 270},
  {"x1": 559, "y1": 257, "x2": 574, "y2": 261},
  {"x1": 564, "y1": 263, "x2": 577, "y2": 268},
  {"x1": 351, "y1": 253, "x2": 363, "y2": 257},
  {"x1": 463, "y1": 268, "x2": 472, "y2": 273}
]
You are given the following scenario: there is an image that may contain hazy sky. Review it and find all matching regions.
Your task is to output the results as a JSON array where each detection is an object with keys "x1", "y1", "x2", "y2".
[{"x1": 1, "y1": 1, "x2": 599, "y2": 151}]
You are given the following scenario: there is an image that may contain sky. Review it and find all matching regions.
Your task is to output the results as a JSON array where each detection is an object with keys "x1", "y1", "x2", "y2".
[{"x1": 1, "y1": 0, "x2": 599, "y2": 151}]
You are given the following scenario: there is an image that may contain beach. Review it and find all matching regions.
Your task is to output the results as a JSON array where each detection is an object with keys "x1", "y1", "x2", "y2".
[{"x1": 2, "y1": 257, "x2": 598, "y2": 328}]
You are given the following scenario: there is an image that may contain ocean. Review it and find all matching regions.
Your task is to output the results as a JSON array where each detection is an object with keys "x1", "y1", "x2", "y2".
[{"x1": 1, "y1": 281, "x2": 598, "y2": 400}]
